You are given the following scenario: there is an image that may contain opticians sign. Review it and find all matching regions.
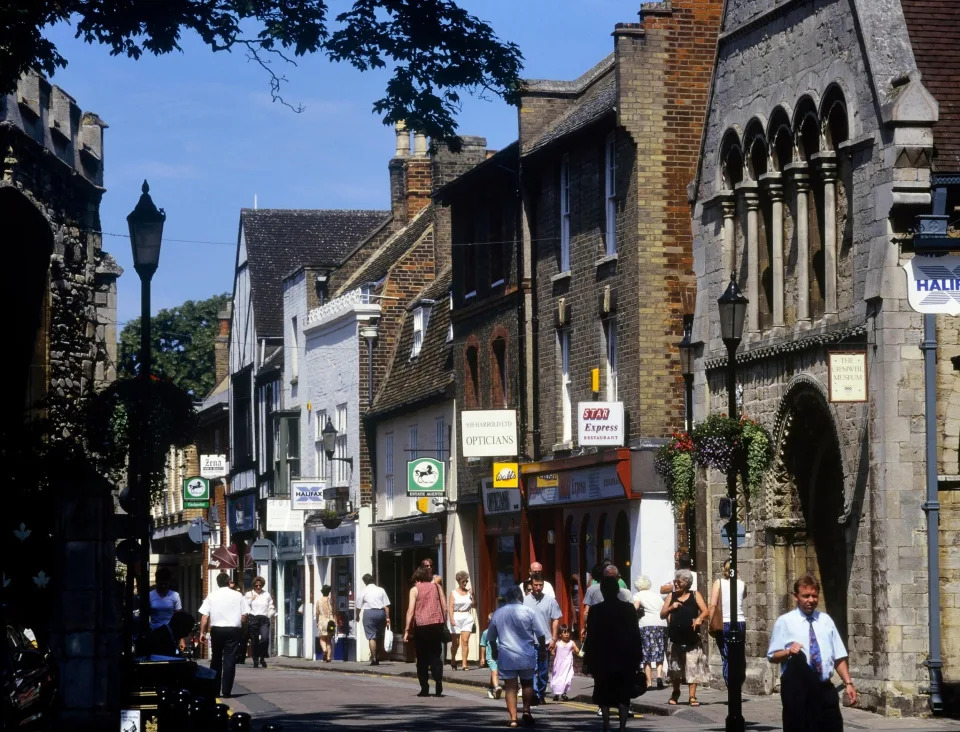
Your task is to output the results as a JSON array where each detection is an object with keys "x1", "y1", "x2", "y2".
[
  {"x1": 902, "y1": 254, "x2": 960, "y2": 315},
  {"x1": 577, "y1": 402, "x2": 624, "y2": 446},
  {"x1": 461, "y1": 409, "x2": 518, "y2": 457}
]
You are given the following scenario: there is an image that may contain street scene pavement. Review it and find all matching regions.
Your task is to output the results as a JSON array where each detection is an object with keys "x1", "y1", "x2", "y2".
[{"x1": 222, "y1": 659, "x2": 960, "y2": 731}]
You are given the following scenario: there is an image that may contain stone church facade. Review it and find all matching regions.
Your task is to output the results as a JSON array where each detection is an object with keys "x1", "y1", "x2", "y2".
[
  {"x1": 1, "y1": 71, "x2": 122, "y2": 729},
  {"x1": 689, "y1": 0, "x2": 959, "y2": 717}
]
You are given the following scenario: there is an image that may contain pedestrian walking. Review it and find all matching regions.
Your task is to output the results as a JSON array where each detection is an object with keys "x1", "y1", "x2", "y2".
[
  {"x1": 659, "y1": 550, "x2": 697, "y2": 594},
  {"x1": 523, "y1": 572, "x2": 561, "y2": 704},
  {"x1": 708, "y1": 559, "x2": 746, "y2": 687},
  {"x1": 767, "y1": 573, "x2": 856, "y2": 731},
  {"x1": 243, "y1": 575, "x2": 276, "y2": 668},
  {"x1": 198, "y1": 573, "x2": 250, "y2": 698},
  {"x1": 633, "y1": 575, "x2": 667, "y2": 689},
  {"x1": 449, "y1": 570, "x2": 475, "y2": 671},
  {"x1": 584, "y1": 576, "x2": 643, "y2": 732},
  {"x1": 519, "y1": 561, "x2": 555, "y2": 598},
  {"x1": 582, "y1": 563, "x2": 632, "y2": 643},
  {"x1": 661, "y1": 569, "x2": 709, "y2": 706},
  {"x1": 487, "y1": 586, "x2": 546, "y2": 728},
  {"x1": 315, "y1": 584, "x2": 336, "y2": 663},
  {"x1": 480, "y1": 608, "x2": 504, "y2": 700},
  {"x1": 357, "y1": 573, "x2": 391, "y2": 665},
  {"x1": 403, "y1": 564, "x2": 448, "y2": 697},
  {"x1": 148, "y1": 566, "x2": 182, "y2": 631},
  {"x1": 549, "y1": 624, "x2": 578, "y2": 701}
]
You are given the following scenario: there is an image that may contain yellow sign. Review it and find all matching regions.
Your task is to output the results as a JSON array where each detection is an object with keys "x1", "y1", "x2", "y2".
[
  {"x1": 537, "y1": 473, "x2": 559, "y2": 488},
  {"x1": 493, "y1": 462, "x2": 519, "y2": 488},
  {"x1": 416, "y1": 497, "x2": 430, "y2": 514}
]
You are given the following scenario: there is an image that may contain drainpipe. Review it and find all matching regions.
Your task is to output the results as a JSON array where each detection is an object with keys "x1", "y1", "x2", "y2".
[{"x1": 919, "y1": 187, "x2": 946, "y2": 713}]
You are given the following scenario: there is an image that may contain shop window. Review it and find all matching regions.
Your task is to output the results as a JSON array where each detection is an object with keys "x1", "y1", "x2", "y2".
[
  {"x1": 614, "y1": 511, "x2": 630, "y2": 572},
  {"x1": 596, "y1": 513, "x2": 610, "y2": 566}
]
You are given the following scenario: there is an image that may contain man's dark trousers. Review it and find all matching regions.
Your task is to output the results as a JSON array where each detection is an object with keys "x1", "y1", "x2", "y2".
[
  {"x1": 780, "y1": 652, "x2": 843, "y2": 731},
  {"x1": 534, "y1": 652, "x2": 549, "y2": 701},
  {"x1": 210, "y1": 626, "x2": 242, "y2": 696}
]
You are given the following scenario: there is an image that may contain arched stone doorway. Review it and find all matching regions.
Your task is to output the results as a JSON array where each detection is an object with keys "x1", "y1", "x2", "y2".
[
  {"x1": 766, "y1": 381, "x2": 849, "y2": 640},
  {"x1": 0, "y1": 187, "x2": 54, "y2": 430}
]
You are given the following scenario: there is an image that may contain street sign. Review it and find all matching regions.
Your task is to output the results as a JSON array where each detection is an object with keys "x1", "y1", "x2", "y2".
[
  {"x1": 902, "y1": 254, "x2": 960, "y2": 315},
  {"x1": 182, "y1": 476, "x2": 210, "y2": 508},
  {"x1": 187, "y1": 518, "x2": 211, "y2": 544},
  {"x1": 407, "y1": 457, "x2": 445, "y2": 497},
  {"x1": 199, "y1": 454, "x2": 228, "y2": 479},
  {"x1": 250, "y1": 538, "x2": 276, "y2": 562},
  {"x1": 720, "y1": 522, "x2": 746, "y2": 548}
]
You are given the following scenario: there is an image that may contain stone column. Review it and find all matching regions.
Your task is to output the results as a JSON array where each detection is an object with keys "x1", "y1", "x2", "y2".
[
  {"x1": 718, "y1": 190, "x2": 736, "y2": 280},
  {"x1": 760, "y1": 172, "x2": 785, "y2": 328},
  {"x1": 813, "y1": 151, "x2": 838, "y2": 319},
  {"x1": 737, "y1": 181, "x2": 760, "y2": 333},
  {"x1": 785, "y1": 162, "x2": 811, "y2": 325}
]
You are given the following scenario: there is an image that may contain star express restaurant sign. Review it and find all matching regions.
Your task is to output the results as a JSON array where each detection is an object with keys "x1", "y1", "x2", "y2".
[
  {"x1": 578, "y1": 402, "x2": 624, "y2": 446},
  {"x1": 461, "y1": 410, "x2": 518, "y2": 457}
]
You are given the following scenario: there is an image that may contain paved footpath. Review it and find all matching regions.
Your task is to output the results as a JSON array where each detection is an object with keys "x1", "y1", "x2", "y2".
[{"x1": 219, "y1": 657, "x2": 960, "y2": 731}]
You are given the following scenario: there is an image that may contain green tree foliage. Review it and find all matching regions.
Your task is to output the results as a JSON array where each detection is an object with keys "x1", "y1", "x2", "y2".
[
  {"x1": 118, "y1": 292, "x2": 230, "y2": 397},
  {"x1": 0, "y1": 0, "x2": 522, "y2": 143}
]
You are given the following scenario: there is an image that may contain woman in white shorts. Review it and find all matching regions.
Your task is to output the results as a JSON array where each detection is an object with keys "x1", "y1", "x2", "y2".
[{"x1": 449, "y1": 570, "x2": 475, "y2": 671}]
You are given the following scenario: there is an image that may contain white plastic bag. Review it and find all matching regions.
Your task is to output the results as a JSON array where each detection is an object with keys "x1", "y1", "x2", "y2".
[{"x1": 383, "y1": 628, "x2": 394, "y2": 653}]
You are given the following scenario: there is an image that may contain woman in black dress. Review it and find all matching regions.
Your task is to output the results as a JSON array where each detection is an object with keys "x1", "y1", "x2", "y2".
[{"x1": 584, "y1": 576, "x2": 643, "y2": 731}]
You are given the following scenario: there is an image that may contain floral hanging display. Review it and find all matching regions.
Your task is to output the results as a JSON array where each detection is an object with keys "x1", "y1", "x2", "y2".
[{"x1": 653, "y1": 432, "x2": 696, "y2": 517}]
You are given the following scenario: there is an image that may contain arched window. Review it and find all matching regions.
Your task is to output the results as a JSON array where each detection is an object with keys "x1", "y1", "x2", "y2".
[
  {"x1": 490, "y1": 334, "x2": 508, "y2": 407},
  {"x1": 794, "y1": 98, "x2": 825, "y2": 319},
  {"x1": 464, "y1": 344, "x2": 480, "y2": 408}
]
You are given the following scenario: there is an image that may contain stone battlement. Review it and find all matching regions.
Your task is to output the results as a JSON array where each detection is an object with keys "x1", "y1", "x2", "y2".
[{"x1": 1, "y1": 70, "x2": 106, "y2": 187}]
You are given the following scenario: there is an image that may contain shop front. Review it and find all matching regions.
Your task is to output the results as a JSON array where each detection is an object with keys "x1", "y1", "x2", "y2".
[
  {"x1": 477, "y1": 478, "x2": 523, "y2": 618},
  {"x1": 274, "y1": 531, "x2": 304, "y2": 657},
  {"x1": 373, "y1": 516, "x2": 442, "y2": 660},
  {"x1": 519, "y1": 447, "x2": 674, "y2": 634},
  {"x1": 306, "y1": 520, "x2": 359, "y2": 662}
]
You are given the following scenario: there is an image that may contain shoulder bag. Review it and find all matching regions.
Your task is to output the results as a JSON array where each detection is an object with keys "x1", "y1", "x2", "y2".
[
  {"x1": 436, "y1": 584, "x2": 452, "y2": 642},
  {"x1": 708, "y1": 599, "x2": 724, "y2": 636}
]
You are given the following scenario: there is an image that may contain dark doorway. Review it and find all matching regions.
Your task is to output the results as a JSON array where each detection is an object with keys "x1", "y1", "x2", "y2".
[{"x1": 613, "y1": 511, "x2": 630, "y2": 573}]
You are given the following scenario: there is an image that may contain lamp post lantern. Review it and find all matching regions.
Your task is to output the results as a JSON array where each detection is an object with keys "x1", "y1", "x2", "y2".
[
  {"x1": 127, "y1": 180, "x2": 165, "y2": 653},
  {"x1": 717, "y1": 277, "x2": 747, "y2": 732},
  {"x1": 321, "y1": 418, "x2": 354, "y2": 469}
]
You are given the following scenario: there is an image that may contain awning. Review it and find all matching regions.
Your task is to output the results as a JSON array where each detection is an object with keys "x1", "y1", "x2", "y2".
[{"x1": 373, "y1": 516, "x2": 441, "y2": 551}]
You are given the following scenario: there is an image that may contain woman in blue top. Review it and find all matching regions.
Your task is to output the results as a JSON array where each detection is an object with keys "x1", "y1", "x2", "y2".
[{"x1": 149, "y1": 567, "x2": 182, "y2": 631}]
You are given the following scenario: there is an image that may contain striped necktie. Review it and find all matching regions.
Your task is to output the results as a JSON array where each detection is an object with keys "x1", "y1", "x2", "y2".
[{"x1": 806, "y1": 615, "x2": 823, "y2": 676}]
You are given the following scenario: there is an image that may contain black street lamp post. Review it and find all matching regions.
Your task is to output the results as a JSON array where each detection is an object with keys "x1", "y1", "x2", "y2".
[
  {"x1": 717, "y1": 277, "x2": 747, "y2": 732},
  {"x1": 127, "y1": 180, "x2": 165, "y2": 652},
  {"x1": 678, "y1": 328, "x2": 695, "y2": 432},
  {"x1": 321, "y1": 418, "x2": 354, "y2": 470}
]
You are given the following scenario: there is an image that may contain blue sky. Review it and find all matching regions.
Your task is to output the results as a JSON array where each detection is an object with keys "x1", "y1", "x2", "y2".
[{"x1": 42, "y1": 2, "x2": 633, "y2": 328}]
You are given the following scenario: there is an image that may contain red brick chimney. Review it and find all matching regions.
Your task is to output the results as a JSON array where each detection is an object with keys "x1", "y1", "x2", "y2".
[
  {"x1": 214, "y1": 302, "x2": 232, "y2": 387},
  {"x1": 388, "y1": 123, "x2": 432, "y2": 225}
]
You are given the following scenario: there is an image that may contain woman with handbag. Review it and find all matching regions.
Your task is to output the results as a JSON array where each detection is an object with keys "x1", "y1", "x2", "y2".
[
  {"x1": 315, "y1": 585, "x2": 336, "y2": 663},
  {"x1": 403, "y1": 564, "x2": 449, "y2": 697},
  {"x1": 707, "y1": 558, "x2": 746, "y2": 687},
  {"x1": 661, "y1": 569, "x2": 710, "y2": 706}
]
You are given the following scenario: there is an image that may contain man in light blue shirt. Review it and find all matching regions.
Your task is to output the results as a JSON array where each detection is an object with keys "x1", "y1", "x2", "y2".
[
  {"x1": 488, "y1": 586, "x2": 546, "y2": 727},
  {"x1": 767, "y1": 574, "x2": 856, "y2": 731},
  {"x1": 523, "y1": 573, "x2": 562, "y2": 704}
]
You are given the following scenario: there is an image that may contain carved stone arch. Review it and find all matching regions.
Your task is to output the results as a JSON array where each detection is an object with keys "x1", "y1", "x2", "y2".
[
  {"x1": 793, "y1": 95, "x2": 822, "y2": 160},
  {"x1": 717, "y1": 128, "x2": 745, "y2": 189},
  {"x1": 819, "y1": 62, "x2": 861, "y2": 139},
  {"x1": 743, "y1": 118, "x2": 769, "y2": 180},
  {"x1": 766, "y1": 106, "x2": 794, "y2": 172},
  {"x1": 820, "y1": 84, "x2": 850, "y2": 150}
]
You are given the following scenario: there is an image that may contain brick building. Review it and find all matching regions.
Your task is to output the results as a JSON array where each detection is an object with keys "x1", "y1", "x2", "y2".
[
  {"x1": 514, "y1": 0, "x2": 723, "y2": 627},
  {"x1": 434, "y1": 142, "x2": 525, "y2": 616},
  {"x1": 689, "y1": 0, "x2": 960, "y2": 716}
]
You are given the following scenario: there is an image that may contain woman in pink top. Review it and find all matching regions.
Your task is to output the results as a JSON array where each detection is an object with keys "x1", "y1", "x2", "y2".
[{"x1": 403, "y1": 564, "x2": 448, "y2": 697}]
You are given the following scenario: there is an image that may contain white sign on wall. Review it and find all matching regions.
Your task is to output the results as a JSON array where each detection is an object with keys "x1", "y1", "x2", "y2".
[
  {"x1": 290, "y1": 479, "x2": 327, "y2": 510},
  {"x1": 577, "y1": 402, "x2": 625, "y2": 446},
  {"x1": 902, "y1": 254, "x2": 960, "y2": 315},
  {"x1": 461, "y1": 409, "x2": 518, "y2": 457},
  {"x1": 266, "y1": 498, "x2": 306, "y2": 531},
  {"x1": 200, "y1": 454, "x2": 229, "y2": 479}
]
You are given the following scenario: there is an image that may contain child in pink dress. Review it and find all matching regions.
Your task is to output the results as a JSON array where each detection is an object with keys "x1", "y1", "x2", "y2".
[{"x1": 550, "y1": 625, "x2": 579, "y2": 700}]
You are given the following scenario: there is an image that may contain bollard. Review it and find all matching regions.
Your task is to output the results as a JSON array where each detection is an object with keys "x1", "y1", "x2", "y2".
[
  {"x1": 212, "y1": 703, "x2": 231, "y2": 732},
  {"x1": 155, "y1": 687, "x2": 174, "y2": 731},
  {"x1": 188, "y1": 695, "x2": 214, "y2": 730},
  {"x1": 169, "y1": 688, "x2": 191, "y2": 728},
  {"x1": 263, "y1": 725, "x2": 283, "y2": 732},
  {"x1": 229, "y1": 711, "x2": 252, "y2": 731}
]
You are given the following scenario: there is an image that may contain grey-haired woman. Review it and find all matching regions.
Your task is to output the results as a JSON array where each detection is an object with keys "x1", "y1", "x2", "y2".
[
  {"x1": 660, "y1": 569, "x2": 710, "y2": 706},
  {"x1": 633, "y1": 575, "x2": 667, "y2": 689}
]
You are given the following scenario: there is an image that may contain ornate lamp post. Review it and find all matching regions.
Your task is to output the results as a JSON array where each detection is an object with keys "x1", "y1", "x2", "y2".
[
  {"x1": 717, "y1": 277, "x2": 747, "y2": 732},
  {"x1": 127, "y1": 180, "x2": 165, "y2": 651},
  {"x1": 321, "y1": 418, "x2": 354, "y2": 470}
]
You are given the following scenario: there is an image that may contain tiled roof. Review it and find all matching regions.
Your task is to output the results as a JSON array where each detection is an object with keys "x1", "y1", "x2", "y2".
[
  {"x1": 523, "y1": 73, "x2": 617, "y2": 157},
  {"x1": 369, "y1": 268, "x2": 453, "y2": 418},
  {"x1": 241, "y1": 208, "x2": 390, "y2": 337},
  {"x1": 334, "y1": 205, "x2": 434, "y2": 297},
  {"x1": 902, "y1": 0, "x2": 960, "y2": 171}
]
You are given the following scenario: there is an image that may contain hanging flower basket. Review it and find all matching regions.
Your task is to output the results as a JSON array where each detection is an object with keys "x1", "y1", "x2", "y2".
[
  {"x1": 654, "y1": 432, "x2": 696, "y2": 517},
  {"x1": 319, "y1": 509, "x2": 342, "y2": 530},
  {"x1": 690, "y1": 414, "x2": 773, "y2": 501}
]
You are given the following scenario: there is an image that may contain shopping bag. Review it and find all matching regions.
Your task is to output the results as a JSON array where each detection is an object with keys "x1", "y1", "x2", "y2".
[{"x1": 383, "y1": 628, "x2": 394, "y2": 653}]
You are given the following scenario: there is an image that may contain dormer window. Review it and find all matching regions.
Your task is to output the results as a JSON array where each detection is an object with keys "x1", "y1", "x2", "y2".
[{"x1": 412, "y1": 305, "x2": 431, "y2": 357}]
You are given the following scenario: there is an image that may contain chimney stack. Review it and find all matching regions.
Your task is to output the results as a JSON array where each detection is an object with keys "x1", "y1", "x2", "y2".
[
  {"x1": 388, "y1": 122, "x2": 433, "y2": 224},
  {"x1": 214, "y1": 302, "x2": 232, "y2": 388}
]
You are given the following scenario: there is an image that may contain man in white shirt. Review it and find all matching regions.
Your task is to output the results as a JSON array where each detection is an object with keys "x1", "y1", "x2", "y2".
[
  {"x1": 199, "y1": 573, "x2": 250, "y2": 697},
  {"x1": 518, "y1": 562, "x2": 555, "y2": 598},
  {"x1": 356, "y1": 573, "x2": 391, "y2": 665},
  {"x1": 767, "y1": 573, "x2": 856, "y2": 731},
  {"x1": 243, "y1": 575, "x2": 276, "y2": 669}
]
